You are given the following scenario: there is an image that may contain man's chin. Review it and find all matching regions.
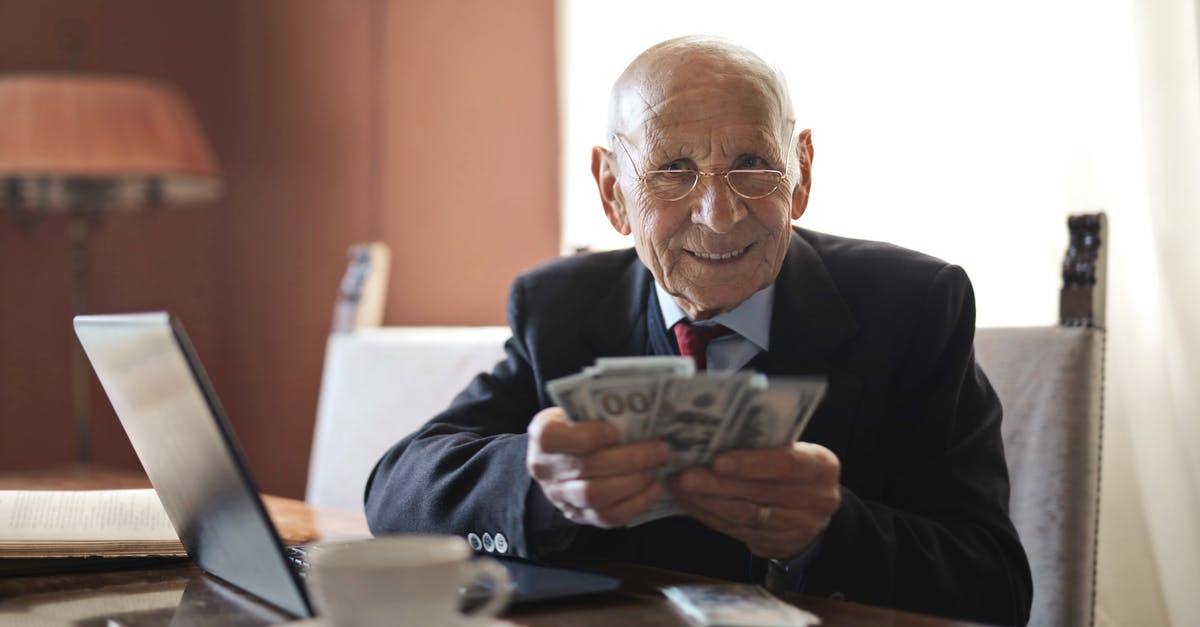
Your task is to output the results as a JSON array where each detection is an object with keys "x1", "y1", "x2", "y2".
[{"x1": 673, "y1": 287, "x2": 756, "y2": 320}]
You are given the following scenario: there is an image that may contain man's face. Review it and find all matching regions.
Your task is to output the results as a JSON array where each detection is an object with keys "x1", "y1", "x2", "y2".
[{"x1": 595, "y1": 66, "x2": 811, "y2": 320}]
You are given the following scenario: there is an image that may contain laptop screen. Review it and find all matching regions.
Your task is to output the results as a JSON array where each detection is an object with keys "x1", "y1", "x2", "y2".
[{"x1": 74, "y1": 312, "x2": 311, "y2": 618}]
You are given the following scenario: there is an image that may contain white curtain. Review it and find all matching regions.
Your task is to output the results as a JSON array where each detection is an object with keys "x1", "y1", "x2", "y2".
[
  {"x1": 557, "y1": 1, "x2": 1200, "y2": 624},
  {"x1": 1097, "y1": 1, "x2": 1200, "y2": 626}
]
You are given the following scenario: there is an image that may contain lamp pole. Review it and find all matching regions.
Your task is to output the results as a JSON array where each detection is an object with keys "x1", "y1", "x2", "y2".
[
  {"x1": 0, "y1": 75, "x2": 223, "y2": 467},
  {"x1": 68, "y1": 209, "x2": 90, "y2": 464},
  {"x1": 64, "y1": 178, "x2": 119, "y2": 464}
]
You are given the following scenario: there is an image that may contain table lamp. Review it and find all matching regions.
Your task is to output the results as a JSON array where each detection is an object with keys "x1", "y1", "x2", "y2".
[{"x1": 0, "y1": 73, "x2": 223, "y2": 464}]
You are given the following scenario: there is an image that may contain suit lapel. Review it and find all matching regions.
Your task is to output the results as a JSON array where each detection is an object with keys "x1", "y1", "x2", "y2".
[
  {"x1": 754, "y1": 229, "x2": 864, "y2": 456},
  {"x1": 577, "y1": 234, "x2": 865, "y2": 456},
  {"x1": 581, "y1": 256, "x2": 655, "y2": 358}
]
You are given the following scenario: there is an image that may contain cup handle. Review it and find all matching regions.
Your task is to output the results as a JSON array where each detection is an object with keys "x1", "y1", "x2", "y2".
[{"x1": 459, "y1": 557, "x2": 513, "y2": 619}]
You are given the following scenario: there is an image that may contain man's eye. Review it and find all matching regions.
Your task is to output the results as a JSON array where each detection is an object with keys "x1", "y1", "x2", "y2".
[
  {"x1": 659, "y1": 161, "x2": 691, "y2": 172},
  {"x1": 736, "y1": 155, "x2": 769, "y2": 170}
]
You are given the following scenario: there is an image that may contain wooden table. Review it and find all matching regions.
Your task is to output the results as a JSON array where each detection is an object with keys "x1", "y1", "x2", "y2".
[{"x1": 0, "y1": 467, "x2": 986, "y2": 626}]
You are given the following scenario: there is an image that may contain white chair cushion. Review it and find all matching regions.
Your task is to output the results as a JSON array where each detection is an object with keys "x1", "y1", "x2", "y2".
[
  {"x1": 306, "y1": 327, "x2": 510, "y2": 513},
  {"x1": 976, "y1": 326, "x2": 1104, "y2": 627}
]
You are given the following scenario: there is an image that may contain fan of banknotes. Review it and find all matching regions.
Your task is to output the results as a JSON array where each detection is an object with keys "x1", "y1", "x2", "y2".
[{"x1": 546, "y1": 356, "x2": 827, "y2": 526}]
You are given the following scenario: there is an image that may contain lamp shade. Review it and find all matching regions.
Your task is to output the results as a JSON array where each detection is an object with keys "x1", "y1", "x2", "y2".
[{"x1": 0, "y1": 73, "x2": 222, "y2": 211}]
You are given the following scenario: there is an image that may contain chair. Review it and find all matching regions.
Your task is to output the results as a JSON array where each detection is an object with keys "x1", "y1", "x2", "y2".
[
  {"x1": 331, "y1": 242, "x2": 391, "y2": 332},
  {"x1": 306, "y1": 220, "x2": 1108, "y2": 624},
  {"x1": 974, "y1": 213, "x2": 1107, "y2": 627},
  {"x1": 308, "y1": 242, "x2": 511, "y2": 513},
  {"x1": 306, "y1": 327, "x2": 510, "y2": 512}
]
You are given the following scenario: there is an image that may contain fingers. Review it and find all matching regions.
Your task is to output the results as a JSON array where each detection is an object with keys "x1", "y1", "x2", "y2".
[
  {"x1": 528, "y1": 435, "x2": 670, "y2": 482},
  {"x1": 525, "y1": 410, "x2": 843, "y2": 538},
  {"x1": 671, "y1": 489, "x2": 822, "y2": 532},
  {"x1": 666, "y1": 443, "x2": 841, "y2": 559},
  {"x1": 527, "y1": 406, "x2": 671, "y2": 528},
  {"x1": 528, "y1": 407, "x2": 619, "y2": 455},
  {"x1": 674, "y1": 495, "x2": 820, "y2": 559},
  {"x1": 561, "y1": 477, "x2": 664, "y2": 528},
  {"x1": 669, "y1": 468, "x2": 796, "y2": 507},
  {"x1": 672, "y1": 488, "x2": 772, "y2": 528},
  {"x1": 673, "y1": 473, "x2": 840, "y2": 514},
  {"x1": 531, "y1": 462, "x2": 664, "y2": 528},
  {"x1": 683, "y1": 443, "x2": 839, "y2": 516},
  {"x1": 670, "y1": 488, "x2": 834, "y2": 559},
  {"x1": 528, "y1": 406, "x2": 669, "y2": 480},
  {"x1": 589, "y1": 478, "x2": 664, "y2": 527},
  {"x1": 549, "y1": 471, "x2": 665, "y2": 528},
  {"x1": 712, "y1": 442, "x2": 840, "y2": 483},
  {"x1": 576, "y1": 439, "x2": 671, "y2": 478},
  {"x1": 526, "y1": 441, "x2": 669, "y2": 482},
  {"x1": 543, "y1": 470, "x2": 654, "y2": 510}
]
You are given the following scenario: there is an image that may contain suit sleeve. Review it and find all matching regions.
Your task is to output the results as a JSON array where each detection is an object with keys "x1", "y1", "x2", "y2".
[
  {"x1": 363, "y1": 275, "x2": 573, "y2": 558},
  {"x1": 802, "y1": 265, "x2": 1033, "y2": 626}
]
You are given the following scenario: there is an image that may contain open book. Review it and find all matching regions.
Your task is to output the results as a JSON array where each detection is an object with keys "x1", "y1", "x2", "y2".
[{"x1": 0, "y1": 489, "x2": 185, "y2": 559}]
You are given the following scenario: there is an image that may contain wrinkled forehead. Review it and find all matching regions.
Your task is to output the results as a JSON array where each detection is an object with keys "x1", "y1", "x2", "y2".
[
  {"x1": 609, "y1": 48, "x2": 793, "y2": 146},
  {"x1": 631, "y1": 79, "x2": 783, "y2": 143}
]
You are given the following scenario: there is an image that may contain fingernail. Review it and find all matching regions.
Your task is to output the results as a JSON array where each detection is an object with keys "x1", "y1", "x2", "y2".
[{"x1": 714, "y1": 457, "x2": 735, "y2": 473}]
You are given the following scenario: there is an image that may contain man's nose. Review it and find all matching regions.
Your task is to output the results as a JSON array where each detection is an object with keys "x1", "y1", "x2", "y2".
[{"x1": 691, "y1": 173, "x2": 746, "y2": 234}]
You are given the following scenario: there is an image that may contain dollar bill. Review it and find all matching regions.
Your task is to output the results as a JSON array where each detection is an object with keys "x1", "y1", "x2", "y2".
[
  {"x1": 592, "y1": 356, "x2": 696, "y2": 377},
  {"x1": 543, "y1": 359, "x2": 829, "y2": 528},
  {"x1": 650, "y1": 373, "x2": 752, "y2": 469},
  {"x1": 582, "y1": 374, "x2": 663, "y2": 441},
  {"x1": 784, "y1": 379, "x2": 827, "y2": 443},
  {"x1": 546, "y1": 371, "x2": 595, "y2": 421},
  {"x1": 718, "y1": 377, "x2": 828, "y2": 450},
  {"x1": 661, "y1": 584, "x2": 821, "y2": 626}
]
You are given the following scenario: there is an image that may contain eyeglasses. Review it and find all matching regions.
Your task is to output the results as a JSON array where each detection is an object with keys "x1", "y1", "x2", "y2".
[{"x1": 612, "y1": 133, "x2": 794, "y2": 201}]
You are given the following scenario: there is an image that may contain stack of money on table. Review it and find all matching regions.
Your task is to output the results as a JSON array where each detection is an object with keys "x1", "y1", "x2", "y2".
[{"x1": 546, "y1": 356, "x2": 827, "y2": 526}]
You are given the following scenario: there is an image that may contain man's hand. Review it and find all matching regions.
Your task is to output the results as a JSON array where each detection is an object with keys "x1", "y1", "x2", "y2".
[
  {"x1": 666, "y1": 442, "x2": 841, "y2": 560},
  {"x1": 526, "y1": 407, "x2": 671, "y2": 528}
]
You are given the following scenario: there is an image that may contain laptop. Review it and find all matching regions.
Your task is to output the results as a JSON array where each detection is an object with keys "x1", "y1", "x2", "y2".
[{"x1": 74, "y1": 312, "x2": 619, "y2": 618}]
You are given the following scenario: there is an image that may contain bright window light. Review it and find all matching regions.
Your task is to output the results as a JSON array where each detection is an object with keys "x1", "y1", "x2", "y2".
[{"x1": 557, "y1": 0, "x2": 1144, "y2": 326}]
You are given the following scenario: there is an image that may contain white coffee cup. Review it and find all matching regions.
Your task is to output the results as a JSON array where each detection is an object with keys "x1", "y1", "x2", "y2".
[{"x1": 306, "y1": 534, "x2": 512, "y2": 626}]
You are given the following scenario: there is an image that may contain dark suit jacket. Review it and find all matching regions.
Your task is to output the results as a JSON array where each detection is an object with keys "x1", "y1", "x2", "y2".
[{"x1": 365, "y1": 228, "x2": 1033, "y2": 625}]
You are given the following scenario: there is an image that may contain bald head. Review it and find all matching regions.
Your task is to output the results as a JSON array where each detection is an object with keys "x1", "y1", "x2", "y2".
[
  {"x1": 607, "y1": 36, "x2": 795, "y2": 146},
  {"x1": 591, "y1": 36, "x2": 813, "y2": 320}
]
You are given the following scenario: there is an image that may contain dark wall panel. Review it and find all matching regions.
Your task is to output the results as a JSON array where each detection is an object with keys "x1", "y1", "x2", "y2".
[{"x1": 0, "y1": 0, "x2": 559, "y2": 500}]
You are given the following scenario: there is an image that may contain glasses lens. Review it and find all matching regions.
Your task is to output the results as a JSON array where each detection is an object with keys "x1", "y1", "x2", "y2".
[
  {"x1": 644, "y1": 171, "x2": 698, "y2": 200},
  {"x1": 727, "y1": 171, "x2": 783, "y2": 199}
]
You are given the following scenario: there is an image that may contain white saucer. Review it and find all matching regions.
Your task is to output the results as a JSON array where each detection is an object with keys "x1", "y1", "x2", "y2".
[{"x1": 275, "y1": 616, "x2": 515, "y2": 627}]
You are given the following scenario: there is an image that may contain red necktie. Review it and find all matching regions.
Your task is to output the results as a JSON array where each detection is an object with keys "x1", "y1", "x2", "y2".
[{"x1": 673, "y1": 322, "x2": 733, "y2": 371}]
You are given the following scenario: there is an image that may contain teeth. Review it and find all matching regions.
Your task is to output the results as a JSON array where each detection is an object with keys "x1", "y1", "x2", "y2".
[{"x1": 693, "y1": 247, "x2": 746, "y2": 261}]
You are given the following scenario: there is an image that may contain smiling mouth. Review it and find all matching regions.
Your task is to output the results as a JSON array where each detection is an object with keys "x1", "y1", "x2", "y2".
[{"x1": 687, "y1": 244, "x2": 751, "y2": 262}]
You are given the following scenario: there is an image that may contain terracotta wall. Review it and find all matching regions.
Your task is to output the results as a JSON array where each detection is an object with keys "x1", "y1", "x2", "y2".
[{"x1": 0, "y1": 0, "x2": 560, "y2": 499}]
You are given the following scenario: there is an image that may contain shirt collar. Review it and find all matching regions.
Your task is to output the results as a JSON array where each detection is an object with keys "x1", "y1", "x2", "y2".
[{"x1": 654, "y1": 280, "x2": 774, "y2": 352}]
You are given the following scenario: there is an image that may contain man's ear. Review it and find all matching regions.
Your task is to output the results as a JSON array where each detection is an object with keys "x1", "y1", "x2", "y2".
[
  {"x1": 593, "y1": 145, "x2": 631, "y2": 235},
  {"x1": 790, "y1": 129, "x2": 814, "y2": 221}
]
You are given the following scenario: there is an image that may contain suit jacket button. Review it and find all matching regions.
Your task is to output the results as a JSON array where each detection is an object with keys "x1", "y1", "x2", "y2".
[
  {"x1": 467, "y1": 533, "x2": 482, "y2": 551},
  {"x1": 481, "y1": 533, "x2": 495, "y2": 552},
  {"x1": 494, "y1": 533, "x2": 508, "y2": 554}
]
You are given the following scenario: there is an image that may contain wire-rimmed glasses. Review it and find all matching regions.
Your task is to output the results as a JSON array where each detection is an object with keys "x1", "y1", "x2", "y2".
[{"x1": 612, "y1": 133, "x2": 794, "y2": 201}]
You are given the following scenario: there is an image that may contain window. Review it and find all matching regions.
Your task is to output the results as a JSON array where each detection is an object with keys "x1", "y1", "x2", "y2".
[{"x1": 557, "y1": 0, "x2": 1142, "y2": 326}]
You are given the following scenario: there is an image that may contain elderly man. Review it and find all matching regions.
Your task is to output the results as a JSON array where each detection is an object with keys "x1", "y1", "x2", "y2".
[{"x1": 365, "y1": 36, "x2": 1032, "y2": 625}]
